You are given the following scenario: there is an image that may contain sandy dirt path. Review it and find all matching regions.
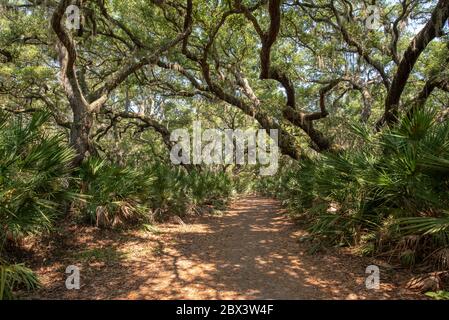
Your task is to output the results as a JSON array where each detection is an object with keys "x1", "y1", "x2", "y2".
[{"x1": 30, "y1": 195, "x2": 421, "y2": 299}]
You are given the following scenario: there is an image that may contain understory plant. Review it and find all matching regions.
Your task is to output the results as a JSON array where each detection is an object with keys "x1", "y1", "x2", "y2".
[
  {"x1": 257, "y1": 109, "x2": 449, "y2": 269},
  {"x1": 77, "y1": 157, "x2": 155, "y2": 227},
  {"x1": 0, "y1": 111, "x2": 75, "y2": 299}
]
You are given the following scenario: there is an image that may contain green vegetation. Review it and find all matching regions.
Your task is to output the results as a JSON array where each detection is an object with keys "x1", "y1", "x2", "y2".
[
  {"x1": 1, "y1": 0, "x2": 448, "y2": 299},
  {"x1": 0, "y1": 258, "x2": 40, "y2": 300},
  {"x1": 425, "y1": 290, "x2": 449, "y2": 300},
  {"x1": 257, "y1": 110, "x2": 449, "y2": 268},
  {"x1": 0, "y1": 111, "x2": 75, "y2": 242},
  {"x1": 0, "y1": 112, "x2": 72, "y2": 299},
  {"x1": 74, "y1": 247, "x2": 124, "y2": 263}
]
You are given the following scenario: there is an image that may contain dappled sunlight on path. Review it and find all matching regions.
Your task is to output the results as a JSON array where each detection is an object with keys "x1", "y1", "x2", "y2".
[{"x1": 32, "y1": 196, "x2": 420, "y2": 300}]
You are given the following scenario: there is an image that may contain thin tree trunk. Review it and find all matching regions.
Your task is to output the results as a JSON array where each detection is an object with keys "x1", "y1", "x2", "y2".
[{"x1": 70, "y1": 102, "x2": 93, "y2": 166}]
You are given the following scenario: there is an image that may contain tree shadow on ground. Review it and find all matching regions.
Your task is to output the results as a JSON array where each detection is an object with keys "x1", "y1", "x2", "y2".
[
  {"x1": 126, "y1": 196, "x2": 415, "y2": 299},
  {"x1": 27, "y1": 196, "x2": 420, "y2": 300}
]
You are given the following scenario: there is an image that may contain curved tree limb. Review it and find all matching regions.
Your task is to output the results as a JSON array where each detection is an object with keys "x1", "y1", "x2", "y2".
[{"x1": 378, "y1": 0, "x2": 449, "y2": 128}]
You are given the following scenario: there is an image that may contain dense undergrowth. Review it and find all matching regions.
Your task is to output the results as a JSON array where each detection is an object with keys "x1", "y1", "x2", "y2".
[
  {"x1": 2, "y1": 109, "x2": 449, "y2": 299},
  {"x1": 257, "y1": 110, "x2": 449, "y2": 273},
  {"x1": 75, "y1": 158, "x2": 237, "y2": 227},
  {"x1": 0, "y1": 111, "x2": 241, "y2": 299}
]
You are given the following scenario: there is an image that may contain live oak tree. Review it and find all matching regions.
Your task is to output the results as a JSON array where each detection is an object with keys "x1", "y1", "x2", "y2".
[
  {"x1": 1, "y1": 0, "x2": 449, "y2": 299},
  {"x1": 49, "y1": 0, "x2": 194, "y2": 165},
  {"x1": 150, "y1": 0, "x2": 449, "y2": 156},
  {"x1": 1, "y1": 0, "x2": 448, "y2": 163}
]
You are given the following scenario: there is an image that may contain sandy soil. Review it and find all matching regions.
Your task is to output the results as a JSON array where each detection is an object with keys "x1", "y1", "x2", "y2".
[{"x1": 24, "y1": 195, "x2": 423, "y2": 299}]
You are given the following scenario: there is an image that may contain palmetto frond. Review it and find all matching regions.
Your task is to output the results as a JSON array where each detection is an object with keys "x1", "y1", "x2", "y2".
[
  {"x1": 0, "y1": 111, "x2": 75, "y2": 299},
  {"x1": 0, "y1": 111, "x2": 76, "y2": 241},
  {"x1": 0, "y1": 258, "x2": 40, "y2": 300},
  {"x1": 257, "y1": 109, "x2": 449, "y2": 267}
]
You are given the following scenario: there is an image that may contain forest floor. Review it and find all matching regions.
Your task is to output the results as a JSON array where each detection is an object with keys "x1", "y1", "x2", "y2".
[{"x1": 22, "y1": 195, "x2": 423, "y2": 299}]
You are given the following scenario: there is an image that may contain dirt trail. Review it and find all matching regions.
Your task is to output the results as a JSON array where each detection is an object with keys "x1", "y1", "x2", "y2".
[{"x1": 30, "y1": 195, "x2": 421, "y2": 299}]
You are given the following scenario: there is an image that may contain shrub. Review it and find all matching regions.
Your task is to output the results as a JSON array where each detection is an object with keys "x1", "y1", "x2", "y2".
[
  {"x1": 77, "y1": 157, "x2": 155, "y2": 227},
  {"x1": 257, "y1": 110, "x2": 449, "y2": 268},
  {"x1": 0, "y1": 111, "x2": 74, "y2": 299},
  {"x1": 0, "y1": 258, "x2": 40, "y2": 300},
  {"x1": 0, "y1": 111, "x2": 75, "y2": 241}
]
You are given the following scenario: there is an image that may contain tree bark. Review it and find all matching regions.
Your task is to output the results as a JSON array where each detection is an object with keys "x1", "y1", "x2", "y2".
[
  {"x1": 51, "y1": 0, "x2": 191, "y2": 165},
  {"x1": 70, "y1": 103, "x2": 94, "y2": 166},
  {"x1": 380, "y1": 0, "x2": 449, "y2": 127}
]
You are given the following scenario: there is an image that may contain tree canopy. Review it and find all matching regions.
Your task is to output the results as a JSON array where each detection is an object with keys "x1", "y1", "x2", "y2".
[
  {"x1": 1, "y1": 0, "x2": 449, "y2": 300},
  {"x1": 1, "y1": 0, "x2": 447, "y2": 163}
]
